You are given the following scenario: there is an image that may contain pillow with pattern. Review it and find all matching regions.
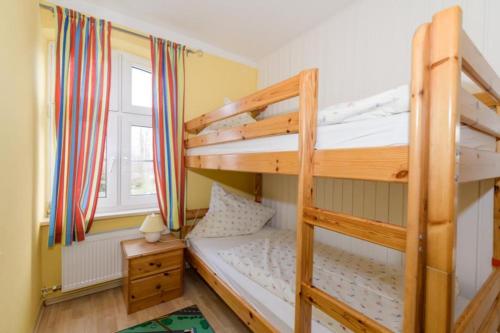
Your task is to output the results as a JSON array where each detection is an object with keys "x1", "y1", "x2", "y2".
[
  {"x1": 198, "y1": 112, "x2": 256, "y2": 136},
  {"x1": 187, "y1": 182, "x2": 275, "y2": 238}
]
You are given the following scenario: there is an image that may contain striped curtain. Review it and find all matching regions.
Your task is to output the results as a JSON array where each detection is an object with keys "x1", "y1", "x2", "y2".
[
  {"x1": 48, "y1": 7, "x2": 112, "y2": 246},
  {"x1": 150, "y1": 37, "x2": 186, "y2": 231}
]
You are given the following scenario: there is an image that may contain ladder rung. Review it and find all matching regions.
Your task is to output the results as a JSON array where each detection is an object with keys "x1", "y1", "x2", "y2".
[
  {"x1": 303, "y1": 207, "x2": 406, "y2": 252},
  {"x1": 301, "y1": 283, "x2": 392, "y2": 333}
]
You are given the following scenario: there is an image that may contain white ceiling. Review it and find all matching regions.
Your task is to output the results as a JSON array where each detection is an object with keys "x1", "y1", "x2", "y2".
[{"x1": 77, "y1": 0, "x2": 353, "y2": 64}]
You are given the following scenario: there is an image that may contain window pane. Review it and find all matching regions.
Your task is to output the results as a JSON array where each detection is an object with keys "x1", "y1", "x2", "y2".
[
  {"x1": 130, "y1": 125, "x2": 155, "y2": 196},
  {"x1": 98, "y1": 148, "x2": 107, "y2": 198},
  {"x1": 131, "y1": 126, "x2": 153, "y2": 160},
  {"x1": 130, "y1": 161, "x2": 156, "y2": 196},
  {"x1": 131, "y1": 67, "x2": 152, "y2": 108}
]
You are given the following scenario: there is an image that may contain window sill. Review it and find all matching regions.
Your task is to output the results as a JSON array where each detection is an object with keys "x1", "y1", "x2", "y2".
[{"x1": 38, "y1": 208, "x2": 159, "y2": 227}]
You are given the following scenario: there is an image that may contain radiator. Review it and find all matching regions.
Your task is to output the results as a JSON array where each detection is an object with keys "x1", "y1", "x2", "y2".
[{"x1": 61, "y1": 228, "x2": 142, "y2": 292}]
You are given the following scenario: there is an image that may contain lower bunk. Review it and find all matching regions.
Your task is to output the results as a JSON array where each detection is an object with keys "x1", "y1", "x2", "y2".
[{"x1": 186, "y1": 227, "x2": 471, "y2": 333}]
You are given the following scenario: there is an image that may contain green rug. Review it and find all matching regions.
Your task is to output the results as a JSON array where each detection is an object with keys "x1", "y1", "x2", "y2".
[{"x1": 118, "y1": 305, "x2": 214, "y2": 333}]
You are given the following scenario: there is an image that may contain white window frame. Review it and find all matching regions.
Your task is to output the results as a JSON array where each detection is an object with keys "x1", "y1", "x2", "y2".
[{"x1": 97, "y1": 51, "x2": 157, "y2": 213}]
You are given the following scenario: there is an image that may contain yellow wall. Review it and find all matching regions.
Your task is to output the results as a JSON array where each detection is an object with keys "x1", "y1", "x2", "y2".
[
  {"x1": 38, "y1": 7, "x2": 258, "y2": 298},
  {"x1": 0, "y1": 0, "x2": 42, "y2": 332}
]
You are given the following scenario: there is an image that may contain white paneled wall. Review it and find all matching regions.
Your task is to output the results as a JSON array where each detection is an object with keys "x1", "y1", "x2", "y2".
[
  {"x1": 258, "y1": 0, "x2": 498, "y2": 299},
  {"x1": 258, "y1": 0, "x2": 500, "y2": 116}
]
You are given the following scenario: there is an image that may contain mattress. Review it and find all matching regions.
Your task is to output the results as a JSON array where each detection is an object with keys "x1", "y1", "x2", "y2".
[
  {"x1": 187, "y1": 113, "x2": 496, "y2": 156},
  {"x1": 188, "y1": 228, "x2": 330, "y2": 333},
  {"x1": 188, "y1": 227, "x2": 471, "y2": 332}
]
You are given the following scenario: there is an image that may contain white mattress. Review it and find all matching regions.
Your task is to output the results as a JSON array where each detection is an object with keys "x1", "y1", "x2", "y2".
[
  {"x1": 187, "y1": 113, "x2": 496, "y2": 156},
  {"x1": 188, "y1": 227, "x2": 471, "y2": 332}
]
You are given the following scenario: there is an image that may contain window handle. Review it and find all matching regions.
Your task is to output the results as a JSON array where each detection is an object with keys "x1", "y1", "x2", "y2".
[{"x1": 109, "y1": 156, "x2": 117, "y2": 175}]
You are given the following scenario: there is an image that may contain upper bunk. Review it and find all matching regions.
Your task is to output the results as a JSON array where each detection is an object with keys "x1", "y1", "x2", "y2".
[{"x1": 184, "y1": 34, "x2": 500, "y2": 184}]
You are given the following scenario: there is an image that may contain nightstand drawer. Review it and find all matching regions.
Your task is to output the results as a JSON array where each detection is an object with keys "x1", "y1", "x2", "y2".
[
  {"x1": 129, "y1": 269, "x2": 182, "y2": 301},
  {"x1": 130, "y1": 249, "x2": 183, "y2": 279},
  {"x1": 128, "y1": 288, "x2": 183, "y2": 314}
]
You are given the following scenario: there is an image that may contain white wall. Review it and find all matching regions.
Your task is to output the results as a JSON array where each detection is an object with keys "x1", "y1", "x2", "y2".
[
  {"x1": 258, "y1": 0, "x2": 498, "y2": 300},
  {"x1": 258, "y1": 0, "x2": 500, "y2": 114}
]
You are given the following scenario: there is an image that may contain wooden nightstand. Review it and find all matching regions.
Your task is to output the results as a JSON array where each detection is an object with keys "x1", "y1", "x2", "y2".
[{"x1": 121, "y1": 234, "x2": 186, "y2": 313}]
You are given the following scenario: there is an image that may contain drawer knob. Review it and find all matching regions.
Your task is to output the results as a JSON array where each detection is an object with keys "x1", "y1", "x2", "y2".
[
  {"x1": 149, "y1": 262, "x2": 155, "y2": 266},
  {"x1": 156, "y1": 263, "x2": 162, "y2": 268},
  {"x1": 164, "y1": 272, "x2": 169, "y2": 276},
  {"x1": 156, "y1": 284, "x2": 161, "y2": 290}
]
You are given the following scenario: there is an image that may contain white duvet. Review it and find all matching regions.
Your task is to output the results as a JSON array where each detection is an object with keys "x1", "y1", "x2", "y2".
[
  {"x1": 218, "y1": 229, "x2": 403, "y2": 332},
  {"x1": 316, "y1": 85, "x2": 409, "y2": 126}
]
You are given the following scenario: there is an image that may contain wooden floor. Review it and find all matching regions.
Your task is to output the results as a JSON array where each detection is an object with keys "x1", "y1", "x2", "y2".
[{"x1": 37, "y1": 269, "x2": 251, "y2": 333}]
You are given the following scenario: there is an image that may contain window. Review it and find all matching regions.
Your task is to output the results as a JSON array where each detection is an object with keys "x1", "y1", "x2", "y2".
[
  {"x1": 131, "y1": 67, "x2": 152, "y2": 108},
  {"x1": 97, "y1": 52, "x2": 158, "y2": 213},
  {"x1": 47, "y1": 47, "x2": 158, "y2": 215}
]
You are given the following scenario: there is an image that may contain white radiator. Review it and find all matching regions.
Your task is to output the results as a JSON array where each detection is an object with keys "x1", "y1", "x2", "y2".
[{"x1": 61, "y1": 228, "x2": 142, "y2": 292}]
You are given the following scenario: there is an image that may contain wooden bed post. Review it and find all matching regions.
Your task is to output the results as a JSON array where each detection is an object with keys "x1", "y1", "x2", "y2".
[
  {"x1": 255, "y1": 173, "x2": 263, "y2": 203},
  {"x1": 294, "y1": 68, "x2": 318, "y2": 333},
  {"x1": 495, "y1": 105, "x2": 500, "y2": 269},
  {"x1": 425, "y1": 6, "x2": 462, "y2": 332},
  {"x1": 403, "y1": 22, "x2": 430, "y2": 333}
]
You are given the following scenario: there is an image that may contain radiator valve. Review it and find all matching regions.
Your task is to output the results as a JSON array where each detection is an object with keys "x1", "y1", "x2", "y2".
[{"x1": 41, "y1": 285, "x2": 61, "y2": 298}]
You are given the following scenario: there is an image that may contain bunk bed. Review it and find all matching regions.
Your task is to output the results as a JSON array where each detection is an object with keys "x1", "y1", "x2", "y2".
[{"x1": 183, "y1": 6, "x2": 500, "y2": 333}]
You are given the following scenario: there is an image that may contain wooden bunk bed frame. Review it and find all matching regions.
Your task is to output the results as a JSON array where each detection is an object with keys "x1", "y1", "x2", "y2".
[{"x1": 184, "y1": 6, "x2": 500, "y2": 333}]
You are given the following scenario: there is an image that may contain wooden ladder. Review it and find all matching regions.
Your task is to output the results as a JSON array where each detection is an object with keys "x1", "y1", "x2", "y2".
[{"x1": 294, "y1": 68, "x2": 413, "y2": 333}]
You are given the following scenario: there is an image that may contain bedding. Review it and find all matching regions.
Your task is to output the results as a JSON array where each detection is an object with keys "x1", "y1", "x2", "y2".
[
  {"x1": 218, "y1": 228, "x2": 402, "y2": 332},
  {"x1": 198, "y1": 111, "x2": 256, "y2": 136},
  {"x1": 187, "y1": 183, "x2": 275, "y2": 239},
  {"x1": 187, "y1": 113, "x2": 496, "y2": 156},
  {"x1": 188, "y1": 227, "x2": 471, "y2": 333},
  {"x1": 187, "y1": 85, "x2": 496, "y2": 156},
  {"x1": 317, "y1": 85, "x2": 409, "y2": 126}
]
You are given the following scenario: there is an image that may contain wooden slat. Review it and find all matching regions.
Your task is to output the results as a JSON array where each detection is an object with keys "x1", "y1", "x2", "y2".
[
  {"x1": 294, "y1": 69, "x2": 318, "y2": 333},
  {"x1": 477, "y1": 295, "x2": 500, "y2": 333},
  {"x1": 185, "y1": 74, "x2": 300, "y2": 134},
  {"x1": 186, "y1": 146, "x2": 409, "y2": 182},
  {"x1": 313, "y1": 146, "x2": 409, "y2": 182},
  {"x1": 185, "y1": 151, "x2": 299, "y2": 175},
  {"x1": 404, "y1": 22, "x2": 431, "y2": 333},
  {"x1": 185, "y1": 208, "x2": 208, "y2": 220},
  {"x1": 475, "y1": 92, "x2": 498, "y2": 109},
  {"x1": 460, "y1": 88, "x2": 500, "y2": 138},
  {"x1": 185, "y1": 112, "x2": 299, "y2": 148},
  {"x1": 459, "y1": 147, "x2": 500, "y2": 183},
  {"x1": 186, "y1": 249, "x2": 279, "y2": 333},
  {"x1": 461, "y1": 30, "x2": 500, "y2": 103},
  {"x1": 454, "y1": 269, "x2": 500, "y2": 333},
  {"x1": 301, "y1": 283, "x2": 392, "y2": 333},
  {"x1": 303, "y1": 206, "x2": 407, "y2": 251},
  {"x1": 425, "y1": 6, "x2": 462, "y2": 332}
]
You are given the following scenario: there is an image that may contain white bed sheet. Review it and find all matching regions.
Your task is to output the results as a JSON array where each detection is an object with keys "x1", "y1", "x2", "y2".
[
  {"x1": 187, "y1": 113, "x2": 496, "y2": 156},
  {"x1": 188, "y1": 227, "x2": 330, "y2": 333},
  {"x1": 188, "y1": 227, "x2": 471, "y2": 333}
]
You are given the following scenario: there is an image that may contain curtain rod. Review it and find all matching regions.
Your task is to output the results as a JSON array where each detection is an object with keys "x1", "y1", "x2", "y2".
[{"x1": 39, "y1": 3, "x2": 203, "y2": 57}]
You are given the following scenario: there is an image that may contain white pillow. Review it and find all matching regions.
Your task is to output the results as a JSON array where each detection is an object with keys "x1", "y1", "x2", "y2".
[
  {"x1": 187, "y1": 183, "x2": 275, "y2": 238},
  {"x1": 198, "y1": 112, "x2": 256, "y2": 136},
  {"x1": 317, "y1": 85, "x2": 409, "y2": 126}
]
